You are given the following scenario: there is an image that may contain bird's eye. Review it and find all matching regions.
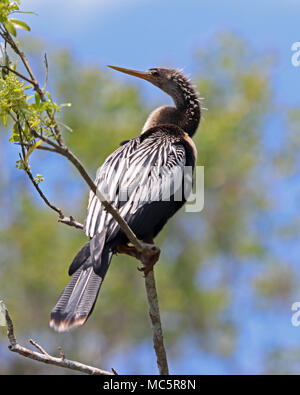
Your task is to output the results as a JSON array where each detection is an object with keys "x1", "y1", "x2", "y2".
[{"x1": 150, "y1": 69, "x2": 159, "y2": 77}]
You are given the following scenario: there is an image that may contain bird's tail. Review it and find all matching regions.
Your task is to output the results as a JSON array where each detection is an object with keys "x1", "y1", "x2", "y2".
[{"x1": 50, "y1": 235, "x2": 113, "y2": 332}]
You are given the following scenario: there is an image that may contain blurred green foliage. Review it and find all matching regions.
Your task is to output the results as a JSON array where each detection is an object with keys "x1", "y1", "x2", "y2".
[{"x1": 0, "y1": 32, "x2": 299, "y2": 374}]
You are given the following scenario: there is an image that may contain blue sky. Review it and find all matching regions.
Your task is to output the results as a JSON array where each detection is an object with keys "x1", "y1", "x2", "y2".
[
  {"x1": 23, "y1": 0, "x2": 300, "y2": 106},
  {"x1": 3, "y1": 0, "x2": 299, "y2": 374}
]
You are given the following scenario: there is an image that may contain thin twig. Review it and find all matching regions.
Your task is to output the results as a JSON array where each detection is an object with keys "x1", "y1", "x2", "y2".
[
  {"x1": 14, "y1": 142, "x2": 59, "y2": 154},
  {"x1": 0, "y1": 30, "x2": 37, "y2": 84},
  {"x1": 116, "y1": 244, "x2": 169, "y2": 374},
  {"x1": 144, "y1": 271, "x2": 169, "y2": 375},
  {"x1": 12, "y1": 121, "x2": 84, "y2": 230},
  {"x1": 29, "y1": 339, "x2": 50, "y2": 356},
  {"x1": 0, "y1": 301, "x2": 113, "y2": 375},
  {"x1": 24, "y1": 166, "x2": 84, "y2": 230},
  {"x1": 0, "y1": 65, "x2": 34, "y2": 85},
  {"x1": 58, "y1": 346, "x2": 65, "y2": 360},
  {"x1": 42, "y1": 53, "x2": 48, "y2": 94},
  {"x1": 58, "y1": 216, "x2": 84, "y2": 230},
  {"x1": 17, "y1": 119, "x2": 26, "y2": 161}
]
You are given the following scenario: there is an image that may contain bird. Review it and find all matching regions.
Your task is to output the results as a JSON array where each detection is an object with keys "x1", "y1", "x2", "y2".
[{"x1": 50, "y1": 66, "x2": 201, "y2": 332}]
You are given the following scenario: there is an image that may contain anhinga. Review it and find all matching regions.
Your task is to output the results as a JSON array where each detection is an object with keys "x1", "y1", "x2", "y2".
[{"x1": 50, "y1": 66, "x2": 201, "y2": 331}]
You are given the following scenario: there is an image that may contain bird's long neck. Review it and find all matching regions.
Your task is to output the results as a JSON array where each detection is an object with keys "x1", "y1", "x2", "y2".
[
  {"x1": 172, "y1": 76, "x2": 201, "y2": 137},
  {"x1": 142, "y1": 75, "x2": 201, "y2": 137}
]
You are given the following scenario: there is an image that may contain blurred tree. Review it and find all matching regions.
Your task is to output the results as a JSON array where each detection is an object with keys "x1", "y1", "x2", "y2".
[{"x1": 0, "y1": 33, "x2": 299, "y2": 374}]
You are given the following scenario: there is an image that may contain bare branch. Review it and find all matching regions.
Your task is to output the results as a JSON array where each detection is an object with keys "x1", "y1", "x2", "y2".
[
  {"x1": 117, "y1": 244, "x2": 169, "y2": 374},
  {"x1": 29, "y1": 339, "x2": 50, "y2": 356},
  {"x1": 0, "y1": 301, "x2": 114, "y2": 375},
  {"x1": 0, "y1": 65, "x2": 34, "y2": 85},
  {"x1": 17, "y1": 120, "x2": 26, "y2": 162},
  {"x1": 42, "y1": 53, "x2": 48, "y2": 94},
  {"x1": 144, "y1": 271, "x2": 169, "y2": 375},
  {"x1": 0, "y1": 30, "x2": 36, "y2": 84},
  {"x1": 58, "y1": 216, "x2": 84, "y2": 230},
  {"x1": 14, "y1": 142, "x2": 59, "y2": 154}
]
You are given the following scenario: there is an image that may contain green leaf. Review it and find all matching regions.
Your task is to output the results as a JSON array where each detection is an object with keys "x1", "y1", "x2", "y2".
[
  {"x1": 9, "y1": 135, "x2": 19, "y2": 142},
  {"x1": 13, "y1": 123, "x2": 19, "y2": 135},
  {"x1": 3, "y1": 20, "x2": 17, "y2": 36},
  {"x1": 35, "y1": 92, "x2": 40, "y2": 106},
  {"x1": 9, "y1": 122, "x2": 20, "y2": 142},
  {"x1": 9, "y1": 129, "x2": 20, "y2": 142},
  {"x1": 46, "y1": 91, "x2": 59, "y2": 112},
  {"x1": 25, "y1": 139, "x2": 43, "y2": 165},
  {"x1": 11, "y1": 11, "x2": 38, "y2": 16},
  {"x1": 56, "y1": 120, "x2": 73, "y2": 133},
  {"x1": 2, "y1": 114, "x2": 7, "y2": 127},
  {"x1": 10, "y1": 18, "x2": 31, "y2": 32},
  {"x1": 23, "y1": 122, "x2": 30, "y2": 138},
  {"x1": 26, "y1": 94, "x2": 34, "y2": 102}
]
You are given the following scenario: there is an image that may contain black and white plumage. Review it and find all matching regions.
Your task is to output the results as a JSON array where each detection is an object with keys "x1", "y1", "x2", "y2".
[{"x1": 50, "y1": 66, "x2": 201, "y2": 332}]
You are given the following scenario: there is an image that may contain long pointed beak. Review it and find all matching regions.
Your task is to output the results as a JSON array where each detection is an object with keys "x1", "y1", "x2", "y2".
[{"x1": 107, "y1": 65, "x2": 152, "y2": 81}]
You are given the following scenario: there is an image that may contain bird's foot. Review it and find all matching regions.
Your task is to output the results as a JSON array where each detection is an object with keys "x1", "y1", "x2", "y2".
[
  {"x1": 138, "y1": 247, "x2": 161, "y2": 277},
  {"x1": 117, "y1": 241, "x2": 160, "y2": 277},
  {"x1": 116, "y1": 244, "x2": 141, "y2": 260}
]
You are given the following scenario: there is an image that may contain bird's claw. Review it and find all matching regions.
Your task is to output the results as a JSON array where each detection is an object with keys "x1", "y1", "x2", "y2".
[{"x1": 137, "y1": 262, "x2": 155, "y2": 277}]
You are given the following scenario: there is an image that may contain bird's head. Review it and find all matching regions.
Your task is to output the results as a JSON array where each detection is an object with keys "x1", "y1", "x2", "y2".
[
  {"x1": 108, "y1": 66, "x2": 192, "y2": 106},
  {"x1": 108, "y1": 65, "x2": 201, "y2": 136}
]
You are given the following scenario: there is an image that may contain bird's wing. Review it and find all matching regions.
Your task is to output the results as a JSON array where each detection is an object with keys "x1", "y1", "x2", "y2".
[
  {"x1": 84, "y1": 129, "x2": 187, "y2": 240},
  {"x1": 84, "y1": 138, "x2": 139, "y2": 238}
]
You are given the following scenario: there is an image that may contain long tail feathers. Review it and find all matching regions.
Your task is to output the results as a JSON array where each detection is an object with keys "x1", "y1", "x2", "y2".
[
  {"x1": 50, "y1": 266, "x2": 102, "y2": 332},
  {"x1": 50, "y1": 239, "x2": 112, "y2": 332}
]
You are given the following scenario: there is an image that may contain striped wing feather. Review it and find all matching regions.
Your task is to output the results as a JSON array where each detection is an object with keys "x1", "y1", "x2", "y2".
[{"x1": 84, "y1": 130, "x2": 186, "y2": 240}]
